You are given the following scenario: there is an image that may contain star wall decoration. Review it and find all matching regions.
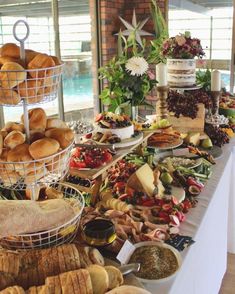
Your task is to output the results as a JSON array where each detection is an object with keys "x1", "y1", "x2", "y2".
[{"x1": 119, "y1": 9, "x2": 153, "y2": 48}]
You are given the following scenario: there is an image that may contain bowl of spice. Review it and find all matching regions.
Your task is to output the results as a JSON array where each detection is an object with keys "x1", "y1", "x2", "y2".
[{"x1": 127, "y1": 241, "x2": 182, "y2": 284}]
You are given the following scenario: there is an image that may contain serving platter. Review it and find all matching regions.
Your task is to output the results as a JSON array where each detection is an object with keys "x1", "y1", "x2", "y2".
[
  {"x1": 157, "y1": 156, "x2": 202, "y2": 169},
  {"x1": 148, "y1": 138, "x2": 183, "y2": 150}
]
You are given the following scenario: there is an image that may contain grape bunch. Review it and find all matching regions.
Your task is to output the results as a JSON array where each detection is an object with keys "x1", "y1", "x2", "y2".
[
  {"x1": 204, "y1": 124, "x2": 230, "y2": 147},
  {"x1": 187, "y1": 89, "x2": 212, "y2": 109},
  {"x1": 167, "y1": 90, "x2": 199, "y2": 119}
]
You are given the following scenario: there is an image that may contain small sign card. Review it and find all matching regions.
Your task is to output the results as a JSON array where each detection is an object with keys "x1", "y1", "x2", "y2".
[
  {"x1": 173, "y1": 148, "x2": 191, "y2": 157},
  {"x1": 116, "y1": 240, "x2": 136, "y2": 265}
]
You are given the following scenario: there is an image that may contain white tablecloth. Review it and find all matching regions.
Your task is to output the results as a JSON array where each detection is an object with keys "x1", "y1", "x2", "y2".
[{"x1": 145, "y1": 141, "x2": 234, "y2": 294}]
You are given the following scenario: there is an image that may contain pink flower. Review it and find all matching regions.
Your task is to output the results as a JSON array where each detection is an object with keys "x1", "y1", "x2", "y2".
[
  {"x1": 175, "y1": 35, "x2": 186, "y2": 46},
  {"x1": 147, "y1": 70, "x2": 155, "y2": 80}
]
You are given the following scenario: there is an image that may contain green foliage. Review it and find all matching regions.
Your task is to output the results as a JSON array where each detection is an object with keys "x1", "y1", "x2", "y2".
[
  {"x1": 99, "y1": 33, "x2": 156, "y2": 111},
  {"x1": 196, "y1": 69, "x2": 211, "y2": 92},
  {"x1": 148, "y1": 0, "x2": 168, "y2": 64}
]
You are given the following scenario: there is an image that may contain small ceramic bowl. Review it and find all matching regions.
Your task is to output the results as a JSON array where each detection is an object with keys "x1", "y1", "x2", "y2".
[{"x1": 82, "y1": 219, "x2": 116, "y2": 247}]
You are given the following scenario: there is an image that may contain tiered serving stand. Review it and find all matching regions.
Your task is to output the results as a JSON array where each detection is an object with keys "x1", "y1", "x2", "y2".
[{"x1": 0, "y1": 20, "x2": 84, "y2": 249}]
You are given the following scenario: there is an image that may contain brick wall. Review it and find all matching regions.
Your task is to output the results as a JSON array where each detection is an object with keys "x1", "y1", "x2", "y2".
[{"x1": 90, "y1": 0, "x2": 167, "y2": 115}]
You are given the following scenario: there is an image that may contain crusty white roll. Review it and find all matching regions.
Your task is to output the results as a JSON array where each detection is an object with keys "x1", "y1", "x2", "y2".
[
  {"x1": 46, "y1": 118, "x2": 68, "y2": 129},
  {"x1": 29, "y1": 138, "x2": 60, "y2": 160},
  {"x1": 2, "y1": 121, "x2": 25, "y2": 133},
  {"x1": 28, "y1": 53, "x2": 55, "y2": 78},
  {"x1": 18, "y1": 79, "x2": 42, "y2": 99},
  {"x1": 22, "y1": 108, "x2": 47, "y2": 130},
  {"x1": 18, "y1": 161, "x2": 44, "y2": 176},
  {"x1": 0, "y1": 88, "x2": 21, "y2": 105},
  {"x1": 0, "y1": 43, "x2": 20, "y2": 58},
  {"x1": 3, "y1": 130, "x2": 25, "y2": 149},
  {"x1": 7, "y1": 143, "x2": 32, "y2": 163},
  {"x1": 0, "y1": 62, "x2": 26, "y2": 88},
  {"x1": 45, "y1": 128, "x2": 74, "y2": 149}
]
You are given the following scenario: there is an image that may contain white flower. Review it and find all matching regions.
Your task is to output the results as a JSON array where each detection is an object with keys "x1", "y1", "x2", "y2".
[{"x1": 125, "y1": 56, "x2": 149, "y2": 76}]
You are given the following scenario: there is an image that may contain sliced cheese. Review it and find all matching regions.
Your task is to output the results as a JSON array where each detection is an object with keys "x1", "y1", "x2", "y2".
[{"x1": 127, "y1": 163, "x2": 155, "y2": 197}]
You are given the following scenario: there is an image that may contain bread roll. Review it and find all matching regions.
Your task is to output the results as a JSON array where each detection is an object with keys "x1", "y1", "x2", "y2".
[
  {"x1": 45, "y1": 187, "x2": 63, "y2": 199},
  {"x1": 51, "y1": 55, "x2": 62, "y2": 66},
  {"x1": 0, "y1": 148, "x2": 8, "y2": 161},
  {"x1": 29, "y1": 129, "x2": 45, "y2": 143},
  {"x1": 7, "y1": 143, "x2": 32, "y2": 163},
  {"x1": 0, "y1": 130, "x2": 8, "y2": 139},
  {"x1": 87, "y1": 264, "x2": 109, "y2": 294},
  {"x1": 0, "y1": 88, "x2": 21, "y2": 105},
  {"x1": 18, "y1": 79, "x2": 42, "y2": 99},
  {"x1": 25, "y1": 49, "x2": 40, "y2": 65},
  {"x1": 0, "y1": 43, "x2": 20, "y2": 58},
  {"x1": 29, "y1": 138, "x2": 60, "y2": 159},
  {"x1": 105, "y1": 266, "x2": 123, "y2": 290},
  {"x1": 0, "y1": 62, "x2": 26, "y2": 88},
  {"x1": 0, "y1": 56, "x2": 24, "y2": 66},
  {"x1": 0, "y1": 286, "x2": 26, "y2": 294},
  {"x1": 4, "y1": 131, "x2": 25, "y2": 149},
  {"x1": 0, "y1": 170, "x2": 20, "y2": 186},
  {"x1": 45, "y1": 128, "x2": 74, "y2": 149},
  {"x1": 18, "y1": 161, "x2": 44, "y2": 176},
  {"x1": 2, "y1": 122, "x2": 24, "y2": 133},
  {"x1": 28, "y1": 54, "x2": 55, "y2": 78},
  {"x1": 0, "y1": 134, "x2": 2, "y2": 156},
  {"x1": 46, "y1": 118, "x2": 68, "y2": 129},
  {"x1": 27, "y1": 93, "x2": 44, "y2": 104},
  {"x1": 24, "y1": 170, "x2": 46, "y2": 185},
  {"x1": 23, "y1": 108, "x2": 47, "y2": 130}
]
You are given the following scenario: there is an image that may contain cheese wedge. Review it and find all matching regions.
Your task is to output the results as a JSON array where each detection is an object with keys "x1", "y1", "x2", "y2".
[{"x1": 126, "y1": 164, "x2": 155, "y2": 197}]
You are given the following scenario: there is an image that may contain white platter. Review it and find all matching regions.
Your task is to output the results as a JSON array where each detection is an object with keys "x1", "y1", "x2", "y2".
[{"x1": 148, "y1": 138, "x2": 183, "y2": 150}]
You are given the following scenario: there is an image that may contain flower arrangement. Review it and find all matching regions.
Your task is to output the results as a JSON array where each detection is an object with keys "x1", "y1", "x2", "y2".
[
  {"x1": 162, "y1": 31, "x2": 205, "y2": 59},
  {"x1": 99, "y1": 33, "x2": 156, "y2": 113}
]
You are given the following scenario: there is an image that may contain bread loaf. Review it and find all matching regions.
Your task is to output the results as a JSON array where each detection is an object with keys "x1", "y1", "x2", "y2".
[
  {"x1": 45, "y1": 128, "x2": 74, "y2": 149},
  {"x1": 0, "y1": 43, "x2": 20, "y2": 59},
  {"x1": 46, "y1": 118, "x2": 68, "y2": 130},
  {"x1": 29, "y1": 138, "x2": 60, "y2": 160},
  {"x1": 0, "y1": 62, "x2": 26, "y2": 89},
  {"x1": 28, "y1": 54, "x2": 55, "y2": 78},
  {"x1": 0, "y1": 88, "x2": 21, "y2": 105},
  {"x1": 24, "y1": 108, "x2": 47, "y2": 130},
  {"x1": 4, "y1": 131, "x2": 25, "y2": 149}
]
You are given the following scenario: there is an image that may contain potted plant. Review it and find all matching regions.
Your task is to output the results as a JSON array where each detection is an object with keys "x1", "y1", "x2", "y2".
[
  {"x1": 99, "y1": 33, "x2": 156, "y2": 119},
  {"x1": 161, "y1": 31, "x2": 205, "y2": 87}
]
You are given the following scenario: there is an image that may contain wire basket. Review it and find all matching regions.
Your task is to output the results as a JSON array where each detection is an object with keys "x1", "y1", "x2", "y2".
[
  {"x1": 0, "y1": 64, "x2": 64, "y2": 106},
  {"x1": 0, "y1": 142, "x2": 73, "y2": 190},
  {"x1": 0, "y1": 182, "x2": 85, "y2": 250}
]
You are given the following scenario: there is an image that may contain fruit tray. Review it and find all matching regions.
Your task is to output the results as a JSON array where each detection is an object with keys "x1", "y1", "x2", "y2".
[{"x1": 0, "y1": 182, "x2": 85, "y2": 250}]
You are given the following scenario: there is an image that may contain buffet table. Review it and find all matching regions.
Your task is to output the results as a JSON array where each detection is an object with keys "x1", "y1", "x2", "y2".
[{"x1": 145, "y1": 140, "x2": 235, "y2": 294}]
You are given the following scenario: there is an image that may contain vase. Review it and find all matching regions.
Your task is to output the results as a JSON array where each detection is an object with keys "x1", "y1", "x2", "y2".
[
  {"x1": 131, "y1": 105, "x2": 138, "y2": 121},
  {"x1": 167, "y1": 59, "x2": 196, "y2": 87}
]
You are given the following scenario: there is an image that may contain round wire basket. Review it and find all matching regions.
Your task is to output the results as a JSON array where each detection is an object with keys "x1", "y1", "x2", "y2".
[
  {"x1": 0, "y1": 142, "x2": 73, "y2": 190},
  {"x1": 0, "y1": 182, "x2": 85, "y2": 250},
  {"x1": 0, "y1": 64, "x2": 64, "y2": 106}
]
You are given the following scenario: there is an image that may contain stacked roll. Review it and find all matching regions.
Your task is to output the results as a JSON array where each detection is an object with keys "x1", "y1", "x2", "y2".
[{"x1": 0, "y1": 43, "x2": 63, "y2": 105}]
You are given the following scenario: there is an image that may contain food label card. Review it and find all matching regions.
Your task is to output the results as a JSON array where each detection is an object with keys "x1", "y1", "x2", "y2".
[
  {"x1": 116, "y1": 240, "x2": 136, "y2": 265},
  {"x1": 173, "y1": 148, "x2": 190, "y2": 157}
]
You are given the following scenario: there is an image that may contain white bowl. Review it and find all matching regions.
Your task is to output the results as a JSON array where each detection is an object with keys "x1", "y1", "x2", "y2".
[{"x1": 127, "y1": 241, "x2": 182, "y2": 284}]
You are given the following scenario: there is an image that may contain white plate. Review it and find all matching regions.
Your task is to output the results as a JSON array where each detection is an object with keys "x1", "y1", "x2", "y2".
[
  {"x1": 148, "y1": 138, "x2": 183, "y2": 150},
  {"x1": 157, "y1": 156, "x2": 202, "y2": 169},
  {"x1": 95, "y1": 132, "x2": 143, "y2": 149},
  {"x1": 127, "y1": 241, "x2": 182, "y2": 284}
]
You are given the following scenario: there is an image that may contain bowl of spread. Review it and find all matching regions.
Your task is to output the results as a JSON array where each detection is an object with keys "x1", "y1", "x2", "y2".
[
  {"x1": 127, "y1": 241, "x2": 182, "y2": 284},
  {"x1": 82, "y1": 219, "x2": 116, "y2": 247}
]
